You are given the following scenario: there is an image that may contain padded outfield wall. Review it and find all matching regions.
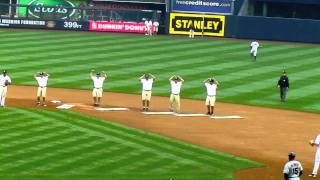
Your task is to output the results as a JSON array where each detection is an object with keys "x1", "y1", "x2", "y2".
[{"x1": 224, "y1": 15, "x2": 320, "y2": 43}]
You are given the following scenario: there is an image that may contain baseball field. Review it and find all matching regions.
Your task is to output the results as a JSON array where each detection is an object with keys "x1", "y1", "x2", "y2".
[{"x1": 1, "y1": 28, "x2": 320, "y2": 179}]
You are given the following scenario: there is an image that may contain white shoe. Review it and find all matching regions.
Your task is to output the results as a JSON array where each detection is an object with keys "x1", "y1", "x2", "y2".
[{"x1": 309, "y1": 174, "x2": 317, "y2": 177}]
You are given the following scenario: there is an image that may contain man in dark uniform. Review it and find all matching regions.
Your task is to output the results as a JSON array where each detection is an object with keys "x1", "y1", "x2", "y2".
[
  {"x1": 277, "y1": 71, "x2": 289, "y2": 102},
  {"x1": 189, "y1": 22, "x2": 194, "y2": 39}
]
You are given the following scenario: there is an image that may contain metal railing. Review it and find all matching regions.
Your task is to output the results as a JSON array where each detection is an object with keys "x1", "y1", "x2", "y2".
[{"x1": 0, "y1": 3, "x2": 160, "y2": 22}]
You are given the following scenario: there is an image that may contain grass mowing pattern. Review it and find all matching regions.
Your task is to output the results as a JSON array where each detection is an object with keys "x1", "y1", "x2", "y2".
[
  {"x1": 1, "y1": 29, "x2": 320, "y2": 112},
  {"x1": 0, "y1": 107, "x2": 260, "y2": 179}
]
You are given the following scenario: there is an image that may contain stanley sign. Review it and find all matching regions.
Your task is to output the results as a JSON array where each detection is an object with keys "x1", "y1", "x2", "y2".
[{"x1": 170, "y1": 13, "x2": 225, "y2": 37}]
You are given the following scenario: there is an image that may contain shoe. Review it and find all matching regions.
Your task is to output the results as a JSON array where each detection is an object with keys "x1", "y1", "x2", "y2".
[
  {"x1": 36, "y1": 102, "x2": 40, "y2": 105},
  {"x1": 145, "y1": 108, "x2": 149, "y2": 112},
  {"x1": 43, "y1": 104, "x2": 47, "y2": 107},
  {"x1": 309, "y1": 174, "x2": 316, "y2": 177}
]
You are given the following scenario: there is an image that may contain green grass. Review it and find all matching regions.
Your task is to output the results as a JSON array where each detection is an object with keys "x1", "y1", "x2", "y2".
[
  {"x1": 1, "y1": 29, "x2": 320, "y2": 112},
  {"x1": 0, "y1": 107, "x2": 260, "y2": 179}
]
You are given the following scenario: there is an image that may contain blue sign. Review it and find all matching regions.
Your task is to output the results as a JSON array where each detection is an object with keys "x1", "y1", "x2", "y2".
[{"x1": 172, "y1": 0, "x2": 233, "y2": 14}]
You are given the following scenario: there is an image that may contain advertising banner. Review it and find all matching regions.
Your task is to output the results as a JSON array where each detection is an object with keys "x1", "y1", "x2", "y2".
[
  {"x1": 169, "y1": 13, "x2": 225, "y2": 37},
  {"x1": 0, "y1": 18, "x2": 47, "y2": 28},
  {"x1": 54, "y1": 20, "x2": 89, "y2": 30},
  {"x1": 18, "y1": 0, "x2": 88, "y2": 20},
  {"x1": 89, "y1": 21, "x2": 154, "y2": 34},
  {"x1": 172, "y1": 0, "x2": 233, "y2": 14}
]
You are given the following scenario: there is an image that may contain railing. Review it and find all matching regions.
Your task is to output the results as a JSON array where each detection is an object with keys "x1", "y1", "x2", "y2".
[{"x1": 0, "y1": 3, "x2": 160, "y2": 22}]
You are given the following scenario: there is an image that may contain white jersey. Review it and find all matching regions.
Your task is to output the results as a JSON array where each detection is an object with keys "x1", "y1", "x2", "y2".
[
  {"x1": 148, "y1": 20, "x2": 152, "y2": 27},
  {"x1": 35, "y1": 76, "x2": 48, "y2": 87},
  {"x1": 283, "y1": 160, "x2": 303, "y2": 180},
  {"x1": 141, "y1": 78, "x2": 153, "y2": 91},
  {"x1": 250, "y1": 41, "x2": 260, "y2": 50},
  {"x1": 170, "y1": 81, "x2": 182, "y2": 95},
  {"x1": 144, "y1": 20, "x2": 149, "y2": 27},
  {"x1": 153, "y1": 21, "x2": 159, "y2": 27},
  {"x1": 91, "y1": 76, "x2": 105, "y2": 89},
  {"x1": 0, "y1": 75, "x2": 11, "y2": 86},
  {"x1": 205, "y1": 83, "x2": 217, "y2": 96}
]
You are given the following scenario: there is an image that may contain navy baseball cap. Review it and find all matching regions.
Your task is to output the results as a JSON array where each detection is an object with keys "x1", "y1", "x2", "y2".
[{"x1": 288, "y1": 152, "x2": 296, "y2": 157}]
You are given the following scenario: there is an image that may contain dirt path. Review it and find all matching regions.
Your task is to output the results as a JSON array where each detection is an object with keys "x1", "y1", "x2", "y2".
[{"x1": 6, "y1": 85, "x2": 320, "y2": 179}]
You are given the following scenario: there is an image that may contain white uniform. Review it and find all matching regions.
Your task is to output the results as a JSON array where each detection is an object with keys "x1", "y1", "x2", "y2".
[
  {"x1": 0, "y1": 74, "x2": 12, "y2": 107},
  {"x1": 141, "y1": 78, "x2": 153, "y2": 101},
  {"x1": 205, "y1": 83, "x2": 217, "y2": 106},
  {"x1": 283, "y1": 160, "x2": 303, "y2": 180},
  {"x1": 148, "y1": 20, "x2": 153, "y2": 35},
  {"x1": 145, "y1": 20, "x2": 151, "y2": 35},
  {"x1": 169, "y1": 81, "x2": 182, "y2": 112},
  {"x1": 153, "y1": 21, "x2": 159, "y2": 33},
  {"x1": 91, "y1": 76, "x2": 105, "y2": 98},
  {"x1": 35, "y1": 76, "x2": 48, "y2": 97},
  {"x1": 250, "y1": 41, "x2": 260, "y2": 57},
  {"x1": 312, "y1": 134, "x2": 320, "y2": 175}
]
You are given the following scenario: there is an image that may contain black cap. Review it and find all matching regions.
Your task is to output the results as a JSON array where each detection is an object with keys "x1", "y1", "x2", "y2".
[
  {"x1": 288, "y1": 152, "x2": 296, "y2": 157},
  {"x1": 3, "y1": 70, "x2": 7, "y2": 74}
]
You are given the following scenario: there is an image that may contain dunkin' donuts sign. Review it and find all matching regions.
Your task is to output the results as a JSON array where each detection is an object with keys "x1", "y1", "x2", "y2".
[{"x1": 89, "y1": 21, "x2": 154, "y2": 34}]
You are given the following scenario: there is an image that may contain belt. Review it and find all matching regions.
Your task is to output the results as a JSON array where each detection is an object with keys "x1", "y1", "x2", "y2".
[
  {"x1": 207, "y1": 95, "x2": 216, "y2": 97},
  {"x1": 94, "y1": 87, "x2": 102, "y2": 89},
  {"x1": 172, "y1": 93, "x2": 179, "y2": 95},
  {"x1": 39, "y1": 86, "x2": 46, "y2": 88},
  {"x1": 143, "y1": 90, "x2": 151, "y2": 91}
]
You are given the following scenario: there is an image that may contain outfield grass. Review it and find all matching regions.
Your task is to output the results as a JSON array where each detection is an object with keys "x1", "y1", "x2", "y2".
[
  {"x1": 0, "y1": 107, "x2": 260, "y2": 179},
  {"x1": 1, "y1": 29, "x2": 320, "y2": 113}
]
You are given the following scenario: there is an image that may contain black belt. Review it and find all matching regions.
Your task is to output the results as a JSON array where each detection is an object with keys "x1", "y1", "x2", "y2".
[
  {"x1": 172, "y1": 93, "x2": 179, "y2": 95},
  {"x1": 94, "y1": 87, "x2": 102, "y2": 89},
  {"x1": 39, "y1": 86, "x2": 46, "y2": 88},
  {"x1": 207, "y1": 95, "x2": 216, "y2": 97}
]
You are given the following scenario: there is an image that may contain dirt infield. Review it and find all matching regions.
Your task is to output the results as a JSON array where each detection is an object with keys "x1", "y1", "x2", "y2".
[{"x1": 6, "y1": 85, "x2": 320, "y2": 179}]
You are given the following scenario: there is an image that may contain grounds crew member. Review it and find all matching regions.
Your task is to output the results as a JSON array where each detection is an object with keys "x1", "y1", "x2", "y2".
[
  {"x1": 309, "y1": 133, "x2": 320, "y2": 178},
  {"x1": 34, "y1": 72, "x2": 50, "y2": 106},
  {"x1": 168, "y1": 75, "x2": 184, "y2": 113},
  {"x1": 250, "y1": 40, "x2": 261, "y2": 61},
  {"x1": 90, "y1": 70, "x2": 107, "y2": 106},
  {"x1": 283, "y1": 152, "x2": 303, "y2": 180},
  {"x1": 203, "y1": 77, "x2": 219, "y2": 115},
  {"x1": 277, "y1": 70, "x2": 289, "y2": 102},
  {"x1": 189, "y1": 22, "x2": 195, "y2": 39},
  {"x1": 0, "y1": 70, "x2": 12, "y2": 107},
  {"x1": 139, "y1": 73, "x2": 155, "y2": 111}
]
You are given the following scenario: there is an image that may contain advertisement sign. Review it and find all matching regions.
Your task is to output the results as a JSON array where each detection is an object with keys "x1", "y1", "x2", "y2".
[
  {"x1": 18, "y1": 0, "x2": 87, "y2": 19},
  {"x1": 169, "y1": 13, "x2": 225, "y2": 37},
  {"x1": 89, "y1": 21, "x2": 154, "y2": 34},
  {"x1": 0, "y1": 18, "x2": 46, "y2": 28},
  {"x1": 54, "y1": 21, "x2": 89, "y2": 30},
  {"x1": 172, "y1": 0, "x2": 233, "y2": 14}
]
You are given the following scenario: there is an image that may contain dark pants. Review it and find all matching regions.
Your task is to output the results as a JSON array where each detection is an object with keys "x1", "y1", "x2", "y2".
[{"x1": 280, "y1": 87, "x2": 288, "y2": 102}]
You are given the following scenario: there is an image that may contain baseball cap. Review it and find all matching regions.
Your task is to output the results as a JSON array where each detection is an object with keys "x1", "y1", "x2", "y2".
[
  {"x1": 288, "y1": 152, "x2": 296, "y2": 157},
  {"x1": 3, "y1": 70, "x2": 7, "y2": 73}
]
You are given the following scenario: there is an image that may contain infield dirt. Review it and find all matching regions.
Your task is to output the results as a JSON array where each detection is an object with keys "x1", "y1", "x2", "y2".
[{"x1": 6, "y1": 85, "x2": 320, "y2": 179}]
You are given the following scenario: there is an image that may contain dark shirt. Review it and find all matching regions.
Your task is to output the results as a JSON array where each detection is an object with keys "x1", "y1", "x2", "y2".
[
  {"x1": 189, "y1": 23, "x2": 194, "y2": 30},
  {"x1": 278, "y1": 75, "x2": 289, "y2": 88}
]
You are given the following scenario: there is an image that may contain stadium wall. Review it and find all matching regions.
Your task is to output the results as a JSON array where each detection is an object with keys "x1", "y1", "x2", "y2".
[{"x1": 225, "y1": 15, "x2": 320, "y2": 43}]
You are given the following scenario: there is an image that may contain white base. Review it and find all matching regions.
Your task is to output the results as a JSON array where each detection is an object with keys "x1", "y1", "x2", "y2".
[
  {"x1": 56, "y1": 104, "x2": 74, "y2": 109},
  {"x1": 174, "y1": 113, "x2": 209, "y2": 117},
  {"x1": 95, "y1": 107, "x2": 129, "y2": 111},
  {"x1": 211, "y1": 115, "x2": 243, "y2": 119},
  {"x1": 50, "y1": 100, "x2": 62, "y2": 103},
  {"x1": 142, "y1": 112, "x2": 175, "y2": 115}
]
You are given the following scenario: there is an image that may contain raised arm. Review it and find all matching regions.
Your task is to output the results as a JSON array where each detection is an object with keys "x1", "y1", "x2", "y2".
[
  {"x1": 212, "y1": 77, "x2": 219, "y2": 85},
  {"x1": 139, "y1": 74, "x2": 145, "y2": 80},
  {"x1": 203, "y1": 78, "x2": 210, "y2": 83},
  {"x1": 169, "y1": 75, "x2": 176, "y2": 81},
  {"x1": 149, "y1": 73, "x2": 156, "y2": 79},
  {"x1": 101, "y1": 71, "x2": 107, "y2": 78},
  {"x1": 177, "y1": 76, "x2": 184, "y2": 82},
  {"x1": 90, "y1": 69, "x2": 95, "y2": 77}
]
